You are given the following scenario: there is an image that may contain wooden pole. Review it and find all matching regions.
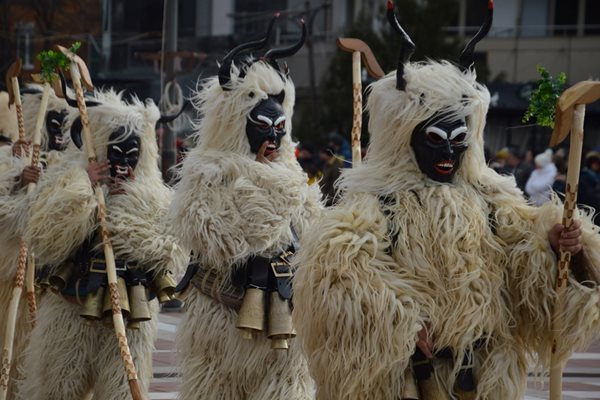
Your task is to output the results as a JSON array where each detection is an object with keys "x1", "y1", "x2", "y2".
[
  {"x1": 0, "y1": 78, "x2": 52, "y2": 400},
  {"x1": 0, "y1": 75, "x2": 26, "y2": 400},
  {"x1": 65, "y1": 57, "x2": 144, "y2": 400},
  {"x1": 350, "y1": 51, "x2": 362, "y2": 166},
  {"x1": 549, "y1": 104, "x2": 586, "y2": 400},
  {"x1": 22, "y1": 82, "x2": 52, "y2": 327}
]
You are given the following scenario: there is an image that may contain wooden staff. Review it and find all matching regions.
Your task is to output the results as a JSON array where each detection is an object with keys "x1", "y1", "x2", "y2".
[
  {"x1": 23, "y1": 74, "x2": 55, "y2": 326},
  {"x1": 337, "y1": 38, "x2": 384, "y2": 166},
  {"x1": 56, "y1": 45, "x2": 144, "y2": 400},
  {"x1": 548, "y1": 81, "x2": 600, "y2": 400},
  {"x1": 0, "y1": 59, "x2": 28, "y2": 400}
]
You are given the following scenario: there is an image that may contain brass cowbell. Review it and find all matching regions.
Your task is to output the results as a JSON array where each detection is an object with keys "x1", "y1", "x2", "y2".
[
  {"x1": 267, "y1": 292, "x2": 295, "y2": 350},
  {"x1": 80, "y1": 286, "x2": 105, "y2": 320},
  {"x1": 236, "y1": 287, "x2": 266, "y2": 340}
]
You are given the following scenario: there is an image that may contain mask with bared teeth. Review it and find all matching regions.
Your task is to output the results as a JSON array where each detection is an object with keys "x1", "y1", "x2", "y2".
[
  {"x1": 410, "y1": 114, "x2": 469, "y2": 183},
  {"x1": 245, "y1": 91, "x2": 286, "y2": 158},
  {"x1": 107, "y1": 128, "x2": 140, "y2": 181}
]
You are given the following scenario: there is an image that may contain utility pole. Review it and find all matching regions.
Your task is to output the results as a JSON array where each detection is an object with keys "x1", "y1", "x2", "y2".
[
  {"x1": 101, "y1": 0, "x2": 112, "y2": 74},
  {"x1": 161, "y1": 0, "x2": 178, "y2": 183},
  {"x1": 305, "y1": 1, "x2": 331, "y2": 134}
]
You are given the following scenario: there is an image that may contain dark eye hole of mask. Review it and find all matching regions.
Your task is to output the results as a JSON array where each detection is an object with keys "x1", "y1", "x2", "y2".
[
  {"x1": 427, "y1": 132, "x2": 445, "y2": 144},
  {"x1": 451, "y1": 132, "x2": 467, "y2": 144}
]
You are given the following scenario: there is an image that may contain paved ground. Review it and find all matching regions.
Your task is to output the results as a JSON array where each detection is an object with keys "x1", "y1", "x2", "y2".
[{"x1": 151, "y1": 311, "x2": 600, "y2": 400}]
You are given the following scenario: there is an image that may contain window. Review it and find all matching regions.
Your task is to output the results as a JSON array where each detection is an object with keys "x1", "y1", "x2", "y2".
[
  {"x1": 553, "y1": 0, "x2": 578, "y2": 36},
  {"x1": 585, "y1": 0, "x2": 600, "y2": 35}
]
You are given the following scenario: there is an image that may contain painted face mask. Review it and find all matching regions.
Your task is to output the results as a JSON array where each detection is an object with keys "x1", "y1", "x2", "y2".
[
  {"x1": 46, "y1": 110, "x2": 69, "y2": 151},
  {"x1": 107, "y1": 129, "x2": 140, "y2": 181},
  {"x1": 410, "y1": 115, "x2": 468, "y2": 183},
  {"x1": 246, "y1": 91, "x2": 286, "y2": 157}
]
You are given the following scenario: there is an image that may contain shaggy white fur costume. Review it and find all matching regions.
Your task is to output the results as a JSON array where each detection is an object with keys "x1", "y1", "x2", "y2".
[
  {"x1": 16, "y1": 91, "x2": 187, "y2": 400},
  {"x1": 168, "y1": 61, "x2": 321, "y2": 400},
  {"x1": 0, "y1": 87, "x2": 70, "y2": 398},
  {"x1": 0, "y1": 92, "x2": 18, "y2": 141},
  {"x1": 293, "y1": 61, "x2": 600, "y2": 400}
]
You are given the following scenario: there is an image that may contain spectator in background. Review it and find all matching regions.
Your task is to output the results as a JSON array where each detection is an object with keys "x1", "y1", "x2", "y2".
[
  {"x1": 525, "y1": 149, "x2": 557, "y2": 206},
  {"x1": 327, "y1": 132, "x2": 352, "y2": 167},
  {"x1": 499, "y1": 146, "x2": 534, "y2": 192},
  {"x1": 297, "y1": 143, "x2": 322, "y2": 185},
  {"x1": 319, "y1": 147, "x2": 344, "y2": 206},
  {"x1": 552, "y1": 151, "x2": 568, "y2": 194},
  {"x1": 490, "y1": 147, "x2": 508, "y2": 173},
  {"x1": 579, "y1": 151, "x2": 600, "y2": 225}
]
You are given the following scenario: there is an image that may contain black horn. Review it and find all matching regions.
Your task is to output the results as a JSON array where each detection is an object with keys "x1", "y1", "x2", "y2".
[
  {"x1": 157, "y1": 100, "x2": 190, "y2": 124},
  {"x1": 263, "y1": 18, "x2": 307, "y2": 61},
  {"x1": 70, "y1": 116, "x2": 83, "y2": 149},
  {"x1": 459, "y1": 0, "x2": 494, "y2": 70},
  {"x1": 218, "y1": 13, "x2": 279, "y2": 90},
  {"x1": 59, "y1": 70, "x2": 101, "y2": 108},
  {"x1": 20, "y1": 87, "x2": 43, "y2": 95},
  {"x1": 387, "y1": 0, "x2": 416, "y2": 91}
]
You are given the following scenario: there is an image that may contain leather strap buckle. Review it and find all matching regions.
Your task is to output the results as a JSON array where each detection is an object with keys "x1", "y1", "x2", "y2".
[{"x1": 270, "y1": 250, "x2": 294, "y2": 278}]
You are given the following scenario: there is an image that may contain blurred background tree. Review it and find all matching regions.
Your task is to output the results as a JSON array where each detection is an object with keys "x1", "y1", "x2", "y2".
[{"x1": 293, "y1": 0, "x2": 483, "y2": 146}]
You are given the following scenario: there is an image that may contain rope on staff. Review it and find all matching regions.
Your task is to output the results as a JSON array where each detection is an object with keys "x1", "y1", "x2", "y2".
[
  {"x1": 0, "y1": 60, "x2": 28, "y2": 400},
  {"x1": 56, "y1": 44, "x2": 145, "y2": 400},
  {"x1": 23, "y1": 74, "x2": 56, "y2": 327}
]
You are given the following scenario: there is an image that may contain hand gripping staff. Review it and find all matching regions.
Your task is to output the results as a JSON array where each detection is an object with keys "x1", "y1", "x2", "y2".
[
  {"x1": 336, "y1": 38, "x2": 384, "y2": 166},
  {"x1": 0, "y1": 59, "x2": 49, "y2": 399},
  {"x1": 56, "y1": 45, "x2": 145, "y2": 400},
  {"x1": 548, "y1": 80, "x2": 600, "y2": 400}
]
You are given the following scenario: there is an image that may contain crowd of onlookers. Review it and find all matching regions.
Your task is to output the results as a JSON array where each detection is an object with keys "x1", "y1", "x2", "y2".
[
  {"x1": 296, "y1": 135, "x2": 600, "y2": 225},
  {"x1": 488, "y1": 145, "x2": 600, "y2": 224},
  {"x1": 296, "y1": 133, "x2": 353, "y2": 206}
]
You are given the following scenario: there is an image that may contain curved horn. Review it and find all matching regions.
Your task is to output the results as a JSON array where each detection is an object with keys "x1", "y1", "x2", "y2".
[
  {"x1": 459, "y1": 0, "x2": 494, "y2": 70},
  {"x1": 59, "y1": 70, "x2": 101, "y2": 108},
  {"x1": 70, "y1": 116, "x2": 83, "y2": 149},
  {"x1": 157, "y1": 101, "x2": 190, "y2": 124},
  {"x1": 263, "y1": 18, "x2": 307, "y2": 60},
  {"x1": 387, "y1": 0, "x2": 416, "y2": 91},
  {"x1": 19, "y1": 86, "x2": 43, "y2": 95},
  {"x1": 218, "y1": 13, "x2": 279, "y2": 90}
]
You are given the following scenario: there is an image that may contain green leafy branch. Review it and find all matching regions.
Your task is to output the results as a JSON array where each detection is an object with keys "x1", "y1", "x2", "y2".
[
  {"x1": 522, "y1": 65, "x2": 566, "y2": 128},
  {"x1": 36, "y1": 42, "x2": 81, "y2": 83}
]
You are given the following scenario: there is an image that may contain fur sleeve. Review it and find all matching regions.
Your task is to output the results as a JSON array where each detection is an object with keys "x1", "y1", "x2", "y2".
[
  {"x1": 0, "y1": 148, "x2": 28, "y2": 242},
  {"x1": 24, "y1": 160, "x2": 97, "y2": 266},
  {"x1": 497, "y1": 196, "x2": 600, "y2": 368},
  {"x1": 292, "y1": 181, "x2": 323, "y2": 238},
  {"x1": 168, "y1": 158, "x2": 250, "y2": 268},
  {"x1": 0, "y1": 146, "x2": 26, "y2": 195},
  {"x1": 106, "y1": 181, "x2": 189, "y2": 276},
  {"x1": 293, "y1": 193, "x2": 424, "y2": 400}
]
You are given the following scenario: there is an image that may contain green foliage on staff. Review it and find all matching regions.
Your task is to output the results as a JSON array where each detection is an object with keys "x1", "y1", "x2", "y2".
[
  {"x1": 522, "y1": 65, "x2": 566, "y2": 128},
  {"x1": 37, "y1": 42, "x2": 81, "y2": 83}
]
